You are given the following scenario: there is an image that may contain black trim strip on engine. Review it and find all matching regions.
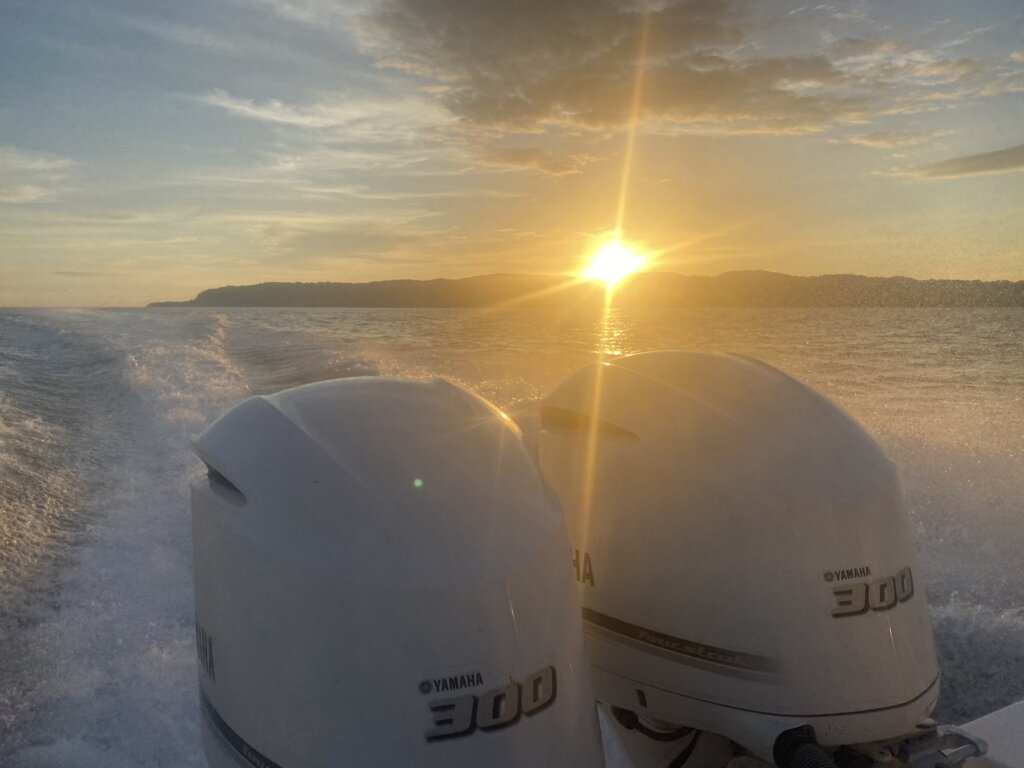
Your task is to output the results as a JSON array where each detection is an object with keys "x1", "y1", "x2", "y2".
[
  {"x1": 581, "y1": 607, "x2": 780, "y2": 675},
  {"x1": 593, "y1": 662, "x2": 941, "y2": 720},
  {"x1": 201, "y1": 691, "x2": 287, "y2": 768}
]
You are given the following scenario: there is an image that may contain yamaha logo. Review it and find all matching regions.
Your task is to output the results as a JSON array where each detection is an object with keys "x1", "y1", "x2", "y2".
[
  {"x1": 831, "y1": 566, "x2": 914, "y2": 617},
  {"x1": 424, "y1": 666, "x2": 557, "y2": 741},
  {"x1": 824, "y1": 566, "x2": 872, "y2": 583},
  {"x1": 421, "y1": 672, "x2": 485, "y2": 694}
]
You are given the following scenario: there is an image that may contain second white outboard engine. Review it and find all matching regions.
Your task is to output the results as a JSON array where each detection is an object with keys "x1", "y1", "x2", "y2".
[
  {"x1": 538, "y1": 351, "x2": 986, "y2": 767},
  {"x1": 191, "y1": 377, "x2": 605, "y2": 768}
]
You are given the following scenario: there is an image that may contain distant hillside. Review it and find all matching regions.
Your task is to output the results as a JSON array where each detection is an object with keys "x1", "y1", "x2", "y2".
[
  {"x1": 149, "y1": 271, "x2": 1024, "y2": 308},
  {"x1": 150, "y1": 274, "x2": 578, "y2": 308}
]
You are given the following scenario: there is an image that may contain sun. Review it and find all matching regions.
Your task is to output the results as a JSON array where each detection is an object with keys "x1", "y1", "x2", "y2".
[{"x1": 581, "y1": 236, "x2": 648, "y2": 289}]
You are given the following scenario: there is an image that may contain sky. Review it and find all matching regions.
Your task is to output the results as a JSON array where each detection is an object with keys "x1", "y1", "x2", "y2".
[{"x1": 1, "y1": 0, "x2": 1022, "y2": 306}]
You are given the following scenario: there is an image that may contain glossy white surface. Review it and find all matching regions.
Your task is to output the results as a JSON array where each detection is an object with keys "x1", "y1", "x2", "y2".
[
  {"x1": 963, "y1": 699, "x2": 1024, "y2": 768},
  {"x1": 193, "y1": 378, "x2": 605, "y2": 768},
  {"x1": 540, "y1": 351, "x2": 940, "y2": 759}
]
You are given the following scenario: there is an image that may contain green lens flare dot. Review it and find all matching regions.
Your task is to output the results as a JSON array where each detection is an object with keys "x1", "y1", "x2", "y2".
[{"x1": 413, "y1": 478, "x2": 424, "y2": 488}]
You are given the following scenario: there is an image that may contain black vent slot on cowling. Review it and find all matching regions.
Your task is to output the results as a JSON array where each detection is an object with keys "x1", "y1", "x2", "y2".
[
  {"x1": 539, "y1": 406, "x2": 640, "y2": 440},
  {"x1": 206, "y1": 465, "x2": 246, "y2": 504}
]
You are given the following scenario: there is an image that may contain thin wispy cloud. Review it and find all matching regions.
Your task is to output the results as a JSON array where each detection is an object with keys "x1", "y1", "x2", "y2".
[
  {"x1": 199, "y1": 88, "x2": 451, "y2": 150},
  {"x1": 119, "y1": 17, "x2": 241, "y2": 53},
  {"x1": 0, "y1": 207, "x2": 216, "y2": 249},
  {"x1": 172, "y1": 143, "x2": 486, "y2": 207},
  {"x1": 939, "y1": 26, "x2": 991, "y2": 49},
  {"x1": 980, "y1": 71, "x2": 1024, "y2": 97},
  {"x1": 0, "y1": 146, "x2": 75, "y2": 205},
  {"x1": 242, "y1": 0, "x2": 364, "y2": 29},
  {"x1": 201, "y1": 89, "x2": 427, "y2": 129},
  {"x1": 849, "y1": 129, "x2": 951, "y2": 148},
  {"x1": 479, "y1": 147, "x2": 594, "y2": 176},
  {"x1": 292, "y1": 184, "x2": 523, "y2": 201},
  {"x1": 0, "y1": 186, "x2": 56, "y2": 204},
  {"x1": 904, "y1": 143, "x2": 1024, "y2": 179},
  {"x1": 191, "y1": 205, "x2": 457, "y2": 270},
  {"x1": 828, "y1": 38, "x2": 986, "y2": 87},
  {"x1": 51, "y1": 270, "x2": 124, "y2": 278},
  {"x1": 0, "y1": 146, "x2": 75, "y2": 172},
  {"x1": 201, "y1": 89, "x2": 344, "y2": 128}
]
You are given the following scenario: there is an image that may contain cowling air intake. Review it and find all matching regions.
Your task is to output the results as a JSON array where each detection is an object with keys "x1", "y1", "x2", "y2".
[
  {"x1": 538, "y1": 351, "x2": 953, "y2": 763},
  {"x1": 191, "y1": 377, "x2": 604, "y2": 768}
]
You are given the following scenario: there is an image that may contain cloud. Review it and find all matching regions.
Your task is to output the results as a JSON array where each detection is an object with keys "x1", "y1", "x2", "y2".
[
  {"x1": 203, "y1": 208, "x2": 442, "y2": 259},
  {"x1": 939, "y1": 26, "x2": 991, "y2": 49},
  {"x1": 200, "y1": 89, "x2": 447, "y2": 143},
  {"x1": 0, "y1": 146, "x2": 74, "y2": 172},
  {"x1": 355, "y1": 1, "x2": 997, "y2": 136},
  {"x1": 51, "y1": 271, "x2": 124, "y2": 278},
  {"x1": 1010, "y1": 51, "x2": 1024, "y2": 63},
  {"x1": 0, "y1": 147, "x2": 75, "y2": 204},
  {"x1": 359, "y1": 0, "x2": 744, "y2": 80},
  {"x1": 849, "y1": 129, "x2": 950, "y2": 148},
  {"x1": 829, "y1": 37, "x2": 985, "y2": 86},
  {"x1": 119, "y1": 17, "x2": 240, "y2": 52},
  {"x1": 360, "y1": 0, "x2": 834, "y2": 131},
  {"x1": 980, "y1": 71, "x2": 1024, "y2": 97},
  {"x1": 478, "y1": 147, "x2": 593, "y2": 175},
  {"x1": 241, "y1": 0, "x2": 362, "y2": 28},
  {"x1": 202, "y1": 89, "x2": 371, "y2": 128},
  {"x1": 439, "y1": 52, "x2": 862, "y2": 134},
  {"x1": 904, "y1": 143, "x2": 1024, "y2": 179},
  {"x1": 291, "y1": 183, "x2": 522, "y2": 200},
  {"x1": 0, "y1": 185, "x2": 55, "y2": 204}
]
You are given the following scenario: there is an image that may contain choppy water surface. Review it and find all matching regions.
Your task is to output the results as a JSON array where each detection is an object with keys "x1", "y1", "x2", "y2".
[{"x1": 0, "y1": 307, "x2": 1022, "y2": 765}]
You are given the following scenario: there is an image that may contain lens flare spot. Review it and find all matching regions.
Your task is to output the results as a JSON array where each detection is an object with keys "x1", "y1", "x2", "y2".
[{"x1": 581, "y1": 237, "x2": 647, "y2": 288}]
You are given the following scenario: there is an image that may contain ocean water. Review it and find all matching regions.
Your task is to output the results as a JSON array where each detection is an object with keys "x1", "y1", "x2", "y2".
[{"x1": 0, "y1": 306, "x2": 1022, "y2": 766}]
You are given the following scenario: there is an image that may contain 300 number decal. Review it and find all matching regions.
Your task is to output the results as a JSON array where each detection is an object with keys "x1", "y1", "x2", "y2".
[
  {"x1": 425, "y1": 666, "x2": 556, "y2": 740},
  {"x1": 831, "y1": 566, "x2": 914, "y2": 617}
]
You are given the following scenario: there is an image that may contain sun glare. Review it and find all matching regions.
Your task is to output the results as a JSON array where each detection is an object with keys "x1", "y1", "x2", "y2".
[{"x1": 581, "y1": 237, "x2": 647, "y2": 289}]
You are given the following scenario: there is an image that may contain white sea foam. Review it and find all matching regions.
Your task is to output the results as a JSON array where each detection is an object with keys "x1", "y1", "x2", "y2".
[
  {"x1": 4, "y1": 311, "x2": 247, "y2": 766},
  {"x1": 0, "y1": 394, "x2": 70, "y2": 568}
]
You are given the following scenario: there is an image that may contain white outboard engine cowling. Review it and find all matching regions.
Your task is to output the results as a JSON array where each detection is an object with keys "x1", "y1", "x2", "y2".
[
  {"x1": 191, "y1": 377, "x2": 604, "y2": 768},
  {"x1": 538, "y1": 351, "x2": 957, "y2": 763}
]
